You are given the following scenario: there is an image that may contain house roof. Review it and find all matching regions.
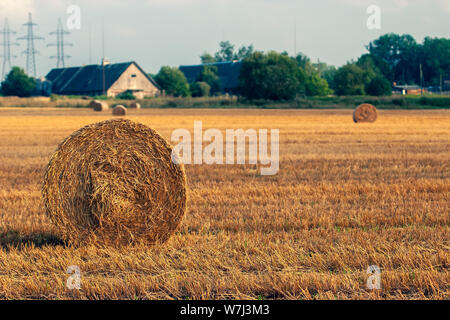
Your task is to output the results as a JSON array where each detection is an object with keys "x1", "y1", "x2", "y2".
[
  {"x1": 179, "y1": 61, "x2": 242, "y2": 90},
  {"x1": 45, "y1": 61, "x2": 159, "y2": 94},
  {"x1": 393, "y1": 85, "x2": 421, "y2": 90}
]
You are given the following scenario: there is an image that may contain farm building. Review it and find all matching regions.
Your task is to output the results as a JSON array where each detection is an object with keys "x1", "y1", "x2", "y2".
[
  {"x1": 44, "y1": 61, "x2": 160, "y2": 99},
  {"x1": 179, "y1": 61, "x2": 242, "y2": 94},
  {"x1": 392, "y1": 84, "x2": 424, "y2": 95}
]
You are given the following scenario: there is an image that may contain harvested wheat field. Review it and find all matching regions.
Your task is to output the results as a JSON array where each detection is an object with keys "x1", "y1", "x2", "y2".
[{"x1": 0, "y1": 108, "x2": 448, "y2": 300}]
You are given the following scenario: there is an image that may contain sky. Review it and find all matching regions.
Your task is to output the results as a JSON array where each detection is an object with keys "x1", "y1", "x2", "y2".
[{"x1": 0, "y1": 0, "x2": 449, "y2": 78}]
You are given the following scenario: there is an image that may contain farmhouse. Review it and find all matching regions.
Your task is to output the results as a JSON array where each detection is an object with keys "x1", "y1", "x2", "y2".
[
  {"x1": 179, "y1": 61, "x2": 242, "y2": 94},
  {"x1": 44, "y1": 60, "x2": 160, "y2": 99}
]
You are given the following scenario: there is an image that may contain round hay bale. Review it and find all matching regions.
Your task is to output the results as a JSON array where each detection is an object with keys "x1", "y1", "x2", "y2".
[
  {"x1": 353, "y1": 104, "x2": 378, "y2": 123},
  {"x1": 113, "y1": 105, "x2": 127, "y2": 116},
  {"x1": 129, "y1": 102, "x2": 141, "y2": 109},
  {"x1": 42, "y1": 119, "x2": 187, "y2": 246},
  {"x1": 90, "y1": 100, "x2": 109, "y2": 112}
]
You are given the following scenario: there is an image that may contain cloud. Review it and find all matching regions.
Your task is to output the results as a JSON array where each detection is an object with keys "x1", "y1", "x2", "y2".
[
  {"x1": 437, "y1": 0, "x2": 450, "y2": 13},
  {"x1": 0, "y1": 0, "x2": 33, "y2": 23}
]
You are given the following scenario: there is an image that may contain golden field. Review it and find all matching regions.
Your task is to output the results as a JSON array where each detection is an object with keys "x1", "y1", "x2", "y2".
[{"x1": 0, "y1": 107, "x2": 448, "y2": 300}]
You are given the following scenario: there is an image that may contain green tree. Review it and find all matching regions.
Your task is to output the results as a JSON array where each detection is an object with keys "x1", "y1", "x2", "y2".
[
  {"x1": 295, "y1": 53, "x2": 314, "y2": 73},
  {"x1": 190, "y1": 81, "x2": 211, "y2": 97},
  {"x1": 203, "y1": 41, "x2": 254, "y2": 63},
  {"x1": 367, "y1": 33, "x2": 419, "y2": 84},
  {"x1": 366, "y1": 75, "x2": 392, "y2": 96},
  {"x1": 333, "y1": 63, "x2": 366, "y2": 96},
  {"x1": 420, "y1": 37, "x2": 450, "y2": 86},
  {"x1": 296, "y1": 54, "x2": 332, "y2": 96},
  {"x1": 154, "y1": 66, "x2": 190, "y2": 97},
  {"x1": 1, "y1": 67, "x2": 36, "y2": 97},
  {"x1": 305, "y1": 73, "x2": 332, "y2": 96},
  {"x1": 197, "y1": 66, "x2": 221, "y2": 94},
  {"x1": 320, "y1": 65, "x2": 338, "y2": 91},
  {"x1": 215, "y1": 41, "x2": 235, "y2": 62},
  {"x1": 200, "y1": 52, "x2": 216, "y2": 64},
  {"x1": 355, "y1": 54, "x2": 392, "y2": 96},
  {"x1": 357, "y1": 54, "x2": 382, "y2": 88},
  {"x1": 239, "y1": 51, "x2": 302, "y2": 100},
  {"x1": 234, "y1": 45, "x2": 254, "y2": 60}
]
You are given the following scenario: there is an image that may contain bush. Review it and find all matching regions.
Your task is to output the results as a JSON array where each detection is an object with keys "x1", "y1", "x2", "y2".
[
  {"x1": 417, "y1": 96, "x2": 450, "y2": 107},
  {"x1": 1, "y1": 67, "x2": 36, "y2": 97},
  {"x1": 117, "y1": 92, "x2": 136, "y2": 100},
  {"x1": 392, "y1": 98, "x2": 406, "y2": 106},
  {"x1": 367, "y1": 76, "x2": 392, "y2": 96},
  {"x1": 190, "y1": 82, "x2": 211, "y2": 97},
  {"x1": 333, "y1": 64, "x2": 366, "y2": 96},
  {"x1": 154, "y1": 66, "x2": 190, "y2": 97},
  {"x1": 196, "y1": 66, "x2": 221, "y2": 94}
]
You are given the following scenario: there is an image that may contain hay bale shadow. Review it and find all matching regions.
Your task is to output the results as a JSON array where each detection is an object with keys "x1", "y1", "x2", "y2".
[{"x1": 0, "y1": 230, "x2": 66, "y2": 250}]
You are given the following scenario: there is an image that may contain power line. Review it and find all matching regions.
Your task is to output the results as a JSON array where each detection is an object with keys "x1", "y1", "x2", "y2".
[
  {"x1": 0, "y1": 18, "x2": 19, "y2": 81},
  {"x1": 294, "y1": 23, "x2": 297, "y2": 57},
  {"x1": 48, "y1": 18, "x2": 72, "y2": 68},
  {"x1": 17, "y1": 12, "x2": 44, "y2": 77},
  {"x1": 88, "y1": 24, "x2": 92, "y2": 64}
]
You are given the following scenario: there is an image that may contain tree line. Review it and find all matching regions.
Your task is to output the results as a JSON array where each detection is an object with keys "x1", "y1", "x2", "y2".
[{"x1": 154, "y1": 34, "x2": 449, "y2": 100}]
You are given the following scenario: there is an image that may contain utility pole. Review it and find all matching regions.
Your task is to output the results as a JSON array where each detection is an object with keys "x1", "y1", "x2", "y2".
[
  {"x1": 0, "y1": 18, "x2": 19, "y2": 80},
  {"x1": 48, "y1": 18, "x2": 72, "y2": 68},
  {"x1": 102, "y1": 18, "x2": 106, "y2": 96},
  {"x1": 17, "y1": 13, "x2": 44, "y2": 77},
  {"x1": 440, "y1": 72, "x2": 443, "y2": 95}
]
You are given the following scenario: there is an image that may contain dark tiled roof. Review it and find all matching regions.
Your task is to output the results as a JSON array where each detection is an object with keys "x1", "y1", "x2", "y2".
[
  {"x1": 179, "y1": 61, "x2": 242, "y2": 90},
  {"x1": 45, "y1": 61, "x2": 159, "y2": 94},
  {"x1": 46, "y1": 67, "x2": 81, "y2": 93}
]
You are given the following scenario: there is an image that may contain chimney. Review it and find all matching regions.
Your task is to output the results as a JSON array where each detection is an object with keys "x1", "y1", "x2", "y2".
[{"x1": 101, "y1": 58, "x2": 110, "y2": 66}]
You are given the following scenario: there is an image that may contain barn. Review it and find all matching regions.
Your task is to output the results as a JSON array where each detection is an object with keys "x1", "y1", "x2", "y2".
[{"x1": 45, "y1": 60, "x2": 160, "y2": 99}]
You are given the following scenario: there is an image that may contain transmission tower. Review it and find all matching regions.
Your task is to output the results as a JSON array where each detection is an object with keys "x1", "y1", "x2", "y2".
[
  {"x1": 48, "y1": 18, "x2": 72, "y2": 68},
  {"x1": 0, "y1": 18, "x2": 19, "y2": 80},
  {"x1": 17, "y1": 13, "x2": 44, "y2": 77}
]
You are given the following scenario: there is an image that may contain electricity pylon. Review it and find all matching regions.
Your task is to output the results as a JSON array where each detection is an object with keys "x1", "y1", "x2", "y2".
[
  {"x1": 48, "y1": 18, "x2": 72, "y2": 68},
  {"x1": 0, "y1": 18, "x2": 19, "y2": 80},
  {"x1": 17, "y1": 13, "x2": 44, "y2": 77}
]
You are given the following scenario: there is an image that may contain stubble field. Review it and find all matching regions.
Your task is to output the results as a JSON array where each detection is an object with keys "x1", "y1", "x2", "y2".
[{"x1": 0, "y1": 107, "x2": 448, "y2": 300}]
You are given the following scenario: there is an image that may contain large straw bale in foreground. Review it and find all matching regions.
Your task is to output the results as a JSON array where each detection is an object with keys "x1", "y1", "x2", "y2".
[
  {"x1": 90, "y1": 100, "x2": 109, "y2": 112},
  {"x1": 113, "y1": 105, "x2": 127, "y2": 116},
  {"x1": 353, "y1": 104, "x2": 378, "y2": 123},
  {"x1": 42, "y1": 119, "x2": 187, "y2": 246}
]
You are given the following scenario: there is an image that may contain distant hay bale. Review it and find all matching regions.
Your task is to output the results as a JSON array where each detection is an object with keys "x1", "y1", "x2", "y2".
[
  {"x1": 113, "y1": 105, "x2": 127, "y2": 116},
  {"x1": 42, "y1": 119, "x2": 187, "y2": 246},
  {"x1": 129, "y1": 102, "x2": 141, "y2": 109},
  {"x1": 90, "y1": 100, "x2": 109, "y2": 112},
  {"x1": 353, "y1": 104, "x2": 378, "y2": 123}
]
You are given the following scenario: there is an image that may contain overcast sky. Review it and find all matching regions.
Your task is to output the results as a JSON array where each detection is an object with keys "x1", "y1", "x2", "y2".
[{"x1": 1, "y1": 0, "x2": 449, "y2": 77}]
